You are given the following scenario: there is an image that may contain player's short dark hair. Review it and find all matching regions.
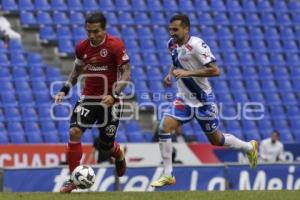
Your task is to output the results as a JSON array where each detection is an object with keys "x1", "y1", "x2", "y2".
[
  {"x1": 272, "y1": 130, "x2": 280, "y2": 137},
  {"x1": 170, "y1": 14, "x2": 190, "y2": 28},
  {"x1": 85, "y1": 12, "x2": 106, "y2": 29}
]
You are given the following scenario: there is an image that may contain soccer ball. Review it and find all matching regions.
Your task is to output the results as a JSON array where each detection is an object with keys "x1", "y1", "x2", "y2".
[{"x1": 71, "y1": 165, "x2": 96, "y2": 189}]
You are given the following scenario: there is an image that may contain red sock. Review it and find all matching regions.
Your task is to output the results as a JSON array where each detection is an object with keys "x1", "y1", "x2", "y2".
[
  {"x1": 67, "y1": 142, "x2": 82, "y2": 173},
  {"x1": 111, "y1": 142, "x2": 122, "y2": 159}
]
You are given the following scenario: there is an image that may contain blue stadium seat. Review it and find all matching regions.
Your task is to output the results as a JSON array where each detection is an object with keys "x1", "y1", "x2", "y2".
[
  {"x1": 8, "y1": 122, "x2": 26, "y2": 144},
  {"x1": 27, "y1": 53, "x2": 43, "y2": 68},
  {"x1": 34, "y1": 91, "x2": 50, "y2": 105},
  {"x1": 18, "y1": 92, "x2": 35, "y2": 107},
  {"x1": 56, "y1": 26, "x2": 72, "y2": 40},
  {"x1": 9, "y1": 40, "x2": 24, "y2": 53},
  {"x1": 276, "y1": 14, "x2": 292, "y2": 26},
  {"x1": 242, "y1": 0, "x2": 256, "y2": 12},
  {"x1": 134, "y1": 12, "x2": 150, "y2": 25},
  {"x1": 162, "y1": 0, "x2": 178, "y2": 11},
  {"x1": 219, "y1": 40, "x2": 234, "y2": 52},
  {"x1": 267, "y1": 40, "x2": 282, "y2": 52},
  {"x1": 248, "y1": 27, "x2": 263, "y2": 39},
  {"x1": 229, "y1": 13, "x2": 245, "y2": 25},
  {"x1": 248, "y1": 92, "x2": 265, "y2": 103},
  {"x1": 124, "y1": 39, "x2": 139, "y2": 53},
  {"x1": 58, "y1": 39, "x2": 74, "y2": 55},
  {"x1": 223, "y1": 53, "x2": 239, "y2": 66},
  {"x1": 274, "y1": 68, "x2": 289, "y2": 80},
  {"x1": 260, "y1": 79, "x2": 277, "y2": 91},
  {"x1": 242, "y1": 67, "x2": 258, "y2": 80},
  {"x1": 46, "y1": 67, "x2": 61, "y2": 81},
  {"x1": 146, "y1": 0, "x2": 163, "y2": 11},
  {"x1": 150, "y1": 12, "x2": 167, "y2": 25},
  {"x1": 142, "y1": 53, "x2": 158, "y2": 65},
  {"x1": 99, "y1": 2, "x2": 115, "y2": 11},
  {"x1": 211, "y1": 0, "x2": 226, "y2": 11},
  {"x1": 0, "y1": 109, "x2": 5, "y2": 122},
  {"x1": 21, "y1": 106, "x2": 38, "y2": 121},
  {"x1": 0, "y1": 80, "x2": 14, "y2": 91},
  {"x1": 286, "y1": 106, "x2": 300, "y2": 119},
  {"x1": 264, "y1": 28, "x2": 279, "y2": 41},
  {"x1": 51, "y1": 0, "x2": 67, "y2": 11},
  {"x1": 137, "y1": 27, "x2": 153, "y2": 39},
  {"x1": 3, "y1": 92, "x2": 18, "y2": 107},
  {"x1": 70, "y1": 12, "x2": 84, "y2": 25},
  {"x1": 105, "y1": 12, "x2": 118, "y2": 25},
  {"x1": 121, "y1": 27, "x2": 136, "y2": 39},
  {"x1": 0, "y1": 130, "x2": 8, "y2": 144},
  {"x1": 287, "y1": 54, "x2": 300, "y2": 67},
  {"x1": 140, "y1": 40, "x2": 155, "y2": 53},
  {"x1": 153, "y1": 27, "x2": 168, "y2": 40},
  {"x1": 239, "y1": 53, "x2": 254, "y2": 66},
  {"x1": 131, "y1": 0, "x2": 147, "y2": 11},
  {"x1": 261, "y1": 13, "x2": 276, "y2": 26},
  {"x1": 270, "y1": 53, "x2": 285, "y2": 66},
  {"x1": 279, "y1": 27, "x2": 295, "y2": 39},
  {"x1": 288, "y1": 1, "x2": 300, "y2": 13},
  {"x1": 245, "y1": 80, "x2": 261, "y2": 92},
  {"x1": 67, "y1": 0, "x2": 83, "y2": 11},
  {"x1": 2, "y1": 0, "x2": 18, "y2": 12},
  {"x1": 254, "y1": 53, "x2": 269, "y2": 66},
  {"x1": 245, "y1": 13, "x2": 260, "y2": 26},
  {"x1": 178, "y1": 0, "x2": 194, "y2": 11},
  {"x1": 29, "y1": 68, "x2": 45, "y2": 81},
  {"x1": 214, "y1": 13, "x2": 229, "y2": 25},
  {"x1": 226, "y1": 0, "x2": 241, "y2": 12},
  {"x1": 107, "y1": 26, "x2": 120, "y2": 36},
  {"x1": 72, "y1": 26, "x2": 85, "y2": 42},
  {"x1": 257, "y1": 0, "x2": 272, "y2": 12},
  {"x1": 115, "y1": 0, "x2": 131, "y2": 11},
  {"x1": 39, "y1": 25, "x2": 57, "y2": 42},
  {"x1": 233, "y1": 27, "x2": 248, "y2": 40},
  {"x1": 229, "y1": 80, "x2": 245, "y2": 92},
  {"x1": 281, "y1": 92, "x2": 297, "y2": 105},
  {"x1": 201, "y1": 27, "x2": 216, "y2": 40},
  {"x1": 149, "y1": 80, "x2": 164, "y2": 92},
  {"x1": 147, "y1": 68, "x2": 163, "y2": 81},
  {"x1": 292, "y1": 13, "x2": 300, "y2": 25},
  {"x1": 264, "y1": 92, "x2": 281, "y2": 105},
  {"x1": 226, "y1": 67, "x2": 242, "y2": 80},
  {"x1": 0, "y1": 68, "x2": 12, "y2": 80},
  {"x1": 40, "y1": 120, "x2": 60, "y2": 143},
  {"x1": 198, "y1": 13, "x2": 214, "y2": 26},
  {"x1": 34, "y1": 0, "x2": 50, "y2": 11},
  {"x1": 53, "y1": 12, "x2": 70, "y2": 25},
  {"x1": 194, "y1": 0, "x2": 210, "y2": 11},
  {"x1": 4, "y1": 106, "x2": 21, "y2": 120},
  {"x1": 11, "y1": 53, "x2": 27, "y2": 67},
  {"x1": 118, "y1": 12, "x2": 134, "y2": 25},
  {"x1": 19, "y1": 0, "x2": 34, "y2": 11},
  {"x1": 273, "y1": 1, "x2": 288, "y2": 13},
  {"x1": 232, "y1": 92, "x2": 249, "y2": 103},
  {"x1": 268, "y1": 105, "x2": 286, "y2": 120},
  {"x1": 0, "y1": 54, "x2": 10, "y2": 67},
  {"x1": 20, "y1": 11, "x2": 37, "y2": 27},
  {"x1": 37, "y1": 12, "x2": 53, "y2": 25},
  {"x1": 283, "y1": 40, "x2": 298, "y2": 53},
  {"x1": 129, "y1": 53, "x2": 143, "y2": 66},
  {"x1": 24, "y1": 121, "x2": 43, "y2": 143}
]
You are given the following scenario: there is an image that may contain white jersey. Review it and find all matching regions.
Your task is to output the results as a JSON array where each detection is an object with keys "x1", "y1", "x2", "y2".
[
  {"x1": 168, "y1": 36, "x2": 216, "y2": 107},
  {"x1": 259, "y1": 138, "x2": 284, "y2": 162}
]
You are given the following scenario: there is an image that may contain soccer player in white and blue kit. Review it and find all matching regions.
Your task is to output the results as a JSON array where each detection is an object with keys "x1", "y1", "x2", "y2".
[{"x1": 151, "y1": 14, "x2": 258, "y2": 187}]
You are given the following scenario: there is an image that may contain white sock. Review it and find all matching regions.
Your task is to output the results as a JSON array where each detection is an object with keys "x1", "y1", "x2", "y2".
[
  {"x1": 159, "y1": 132, "x2": 173, "y2": 176},
  {"x1": 223, "y1": 133, "x2": 253, "y2": 152}
]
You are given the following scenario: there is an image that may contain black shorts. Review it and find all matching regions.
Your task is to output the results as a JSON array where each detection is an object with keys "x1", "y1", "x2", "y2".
[{"x1": 70, "y1": 98, "x2": 122, "y2": 142}]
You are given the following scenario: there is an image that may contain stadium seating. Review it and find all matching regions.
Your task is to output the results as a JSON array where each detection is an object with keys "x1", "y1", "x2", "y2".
[{"x1": 1, "y1": 0, "x2": 300, "y2": 143}]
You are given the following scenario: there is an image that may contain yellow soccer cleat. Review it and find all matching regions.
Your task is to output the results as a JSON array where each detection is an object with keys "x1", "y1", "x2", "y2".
[
  {"x1": 247, "y1": 140, "x2": 258, "y2": 169},
  {"x1": 150, "y1": 175, "x2": 176, "y2": 187}
]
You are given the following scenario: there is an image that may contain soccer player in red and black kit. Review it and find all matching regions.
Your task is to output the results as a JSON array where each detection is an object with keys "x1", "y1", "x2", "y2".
[{"x1": 55, "y1": 12, "x2": 131, "y2": 193}]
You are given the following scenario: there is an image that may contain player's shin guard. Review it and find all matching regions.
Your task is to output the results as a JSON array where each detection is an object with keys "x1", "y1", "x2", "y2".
[
  {"x1": 67, "y1": 142, "x2": 82, "y2": 173},
  {"x1": 159, "y1": 132, "x2": 173, "y2": 176}
]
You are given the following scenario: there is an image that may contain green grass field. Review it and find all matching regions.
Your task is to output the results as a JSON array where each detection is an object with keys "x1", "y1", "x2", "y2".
[{"x1": 0, "y1": 191, "x2": 299, "y2": 200}]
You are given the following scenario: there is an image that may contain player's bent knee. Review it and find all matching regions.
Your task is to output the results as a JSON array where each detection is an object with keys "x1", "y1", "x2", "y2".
[{"x1": 69, "y1": 127, "x2": 83, "y2": 141}]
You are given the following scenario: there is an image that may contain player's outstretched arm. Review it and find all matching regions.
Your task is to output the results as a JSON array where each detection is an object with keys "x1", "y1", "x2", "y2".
[
  {"x1": 173, "y1": 62, "x2": 220, "y2": 79},
  {"x1": 55, "y1": 64, "x2": 84, "y2": 104},
  {"x1": 114, "y1": 63, "x2": 131, "y2": 95},
  {"x1": 163, "y1": 66, "x2": 175, "y2": 87}
]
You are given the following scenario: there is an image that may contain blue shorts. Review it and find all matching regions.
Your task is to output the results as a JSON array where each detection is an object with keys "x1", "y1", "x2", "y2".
[{"x1": 163, "y1": 98, "x2": 219, "y2": 134}]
